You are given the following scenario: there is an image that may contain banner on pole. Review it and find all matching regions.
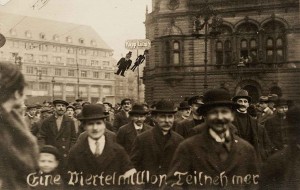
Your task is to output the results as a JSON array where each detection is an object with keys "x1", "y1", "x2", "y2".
[{"x1": 125, "y1": 39, "x2": 151, "y2": 50}]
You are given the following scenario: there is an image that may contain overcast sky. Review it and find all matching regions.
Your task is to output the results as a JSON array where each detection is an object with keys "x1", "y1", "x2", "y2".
[{"x1": 0, "y1": 0, "x2": 152, "y2": 59}]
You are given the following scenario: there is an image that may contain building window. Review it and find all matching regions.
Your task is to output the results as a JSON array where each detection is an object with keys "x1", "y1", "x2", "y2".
[
  {"x1": 93, "y1": 71, "x2": 99, "y2": 78},
  {"x1": 39, "y1": 44, "x2": 48, "y2": 51},
  {"x1": 39, "y1": 83, "x2": 48, "y2": 91},
  {"x1": 10, "y1": 29, "x2": 16, "y2": 36},
  {"x1": 54, "y1": 56, "x2": 62, "y2": 63},
  {"x1": 103, "y1": 61, "x2": 109, "y2": 66},
  {"x1": 26, "y1": 66, "x2": 34, "y2": 74},
  {"x1": 66, "y1": 36, "x2": 72, "y2": 43},
  {"x1": 173, "y1": 41, "x2": 180, "y2": 65},
  {"x1": 215, "y1": 41, "x2": 223, "y2": 66},
  {"x1": 53, "y1": 46, "x2": 61, "y2": 52},
  {"x1": 25, "y1": 31, "x2": 31, "y2": 38},
  {"x1": 53, "y1": 35, "x2": 59, "y2": 41},
  {"x1": 66, "y1": 85, "x2": 75, "y2": 92},
  {"x1": 224, "y1": 40, "x2": 232, "y2": 65},
  {"x1": 41, "y1": 68, "x2": 48, "y2": 75},
  {"x1": 25, "y1": 53, "x2": 34, "y2": 61},
  {"x1": 68, "y1": 69, "x2": 75, "y2": 76},
  {"x1": 11, "y1": 41, "x2": 19, "y2": 48},
  {"x1": 81, "y1": 70, "x2": 87, "y2": 77},
  {"x1": 67, "y1": 58, "x2": 75, "y2": 65},
  {"x1": 40, "y1": 33, "x2": 46, "y2": 40},
  {"x1": 40, "y1": 55, "x2": 48, "y2": 62},
  {"x1": 67, "y1": 48, "x2": 74, "y2": 54},
  {"x1": 79, "y1": 49, "x2": 86, "y2": 55},
  {"x1": 103, "y1": 86, "x2": 112, "y2": 94},
  {"x1": 55, "y1": 68, "x2": 62, "y2": 76},
  {"x1": 91, "y1": 40, "x2": 97, "y2": 46},
  {"x1": 79, "y1": 59, "x2": 87, "y2": 65},
  {"x1": 91, "y1": 86, "x2": 99, "y2": 93},
  {"x1": 105, "y1": 73, "x2": 110, "y2": 79},
  {"x1": 92, "y1": 50, "x2": 98, "y2": 56},
  {"x1": 79, "y1": 38, "x2": 84, "y2": 44},
  {"x1": 262, "y1": 20, "x2": 286, "y2": 63},
  {"x1": 91, "y1": 60, "x2": 99, "y2": 66},
  {"x1": 54, "y1": 85, "x2": 62, "y2": 91}
]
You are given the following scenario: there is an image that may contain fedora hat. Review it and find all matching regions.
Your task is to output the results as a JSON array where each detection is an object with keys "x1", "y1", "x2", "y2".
[
  {"x1": 129, "y1": 104, "x2": 149, "y2": 115},
  {"x1": 77, "y1": 104, "x2": 108, "y2": 121},
  {"x1": 53, "y1": 99, "x2": 68, "y2": 106},
  {"x1": 40, "y1": 145, "x2": 61, "y2": 161},
  {"x1": 259, "y1": 96, "x2": 269, "y2": 103},
  {"x1": 66, "y1": 105, "x2": 75, "y2": 111},
  {"x1": 268, "y1": 94, "x2": 279, "y2": 103},
  {"x1": 197, "y1": 88, "x2": 240, "y2": 115},
  {"x1": 178, "y1": 101, "x2": 191, "y2": 110},
  {"x1": 151, "y1": 99, "x2": 177, "y2": 114},
  {"x1": 232, "y1": 89, "x2": 252, "y2": 103},
  {"x1": 188, "y1": 96, "x2": 204, "y2": 106}
]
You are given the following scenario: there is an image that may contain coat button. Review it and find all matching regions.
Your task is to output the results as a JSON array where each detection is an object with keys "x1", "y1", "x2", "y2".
[
  {"x1": 62, "y1": 138, "x2": 65, "y2": 141},
  {"x1": 63, "y1": 154, "x2": 67, "y2": 157},
  {"x1": 159, "y1": 165, "x2": 161, "y2": 169},
  {"x1": 62, "y1": 146, "x2": 66, "y2": 149}
]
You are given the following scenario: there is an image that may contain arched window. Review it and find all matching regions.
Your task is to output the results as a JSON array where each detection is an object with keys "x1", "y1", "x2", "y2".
[
  {"x1": 224, "y1": 40, "x2": 232, "y2": 65},
  {"x1": 214, "y1": 25, "x2": 233, "y2": 66},
  {"x1": 262, "y1": 20, "x2": 286, "y2": 63},
  {"x1": 164, "y1": 41, "x2": 170, "y2": 65},
  {"x1": 173, "y1": 41, "x2": 180, "y2": 65},
  {"x1": 215, "y1": 41, "x2": 223, "y2": 65}
]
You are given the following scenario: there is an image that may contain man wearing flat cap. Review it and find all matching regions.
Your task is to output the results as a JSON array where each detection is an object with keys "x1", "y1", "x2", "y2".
[
  {"x1": 39, "y1": 99, "x2": 77, "y2": 173},
  {"x1": 117, "y1": 103, "x2": 152, "y2": 154},
  {"x1": 260, "y1": 105, "x2": 300, "y2": 190},
  {"x1": 166, "y1": 89, "x2": 259, "y2": 189},
  {"x1": 232, "y1": 89, "x2": 273, "y2": 162},
  {"x1": 130, "y1": 99, "x2": 184, "y2": 188},
  {"x1": 257, "y1": 96, "x2": 274, "y2": 125},
  {"x1": 66, "y1": 105, "x2": 81, "y2": 138},
  {"x1": 174, "y1": 96, "x2": 204, "y2": 138},
  {"x1": 31, "y1": 107, "x2": 53, "y2": 136},
  {"x1": 67, "y1": 104, "x2": 135, "y2": 189},
  {"x1": 113, "y1": 98, "x2": 132, "y2": 132},
  {"x1": 25, "y1": 104, "x2": 39, "y2": 130}
]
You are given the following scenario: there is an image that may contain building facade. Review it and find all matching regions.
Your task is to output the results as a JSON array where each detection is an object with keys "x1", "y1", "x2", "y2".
[
  {"x1": 0, "y1": 12, "x2": 122, "y2": 105},
  {"x1": 144, "y1": 0, "x2": 300, "y2": 104}
]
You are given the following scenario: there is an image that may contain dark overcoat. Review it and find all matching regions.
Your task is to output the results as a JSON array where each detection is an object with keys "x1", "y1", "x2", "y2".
[
  {"x1": 67, "y1": 133, "x2": 134, "y2": 189},
  {"x1": 113, "y1": 110, "x2": 131, "y2": 132},
  {"x1": 117, "y1": 57, "x2": 132, "y2": 69},
  {"x1": 38, "y1": 115, "x2": 77, "y2": 166},
  {"x1": 130, "y1": 126, "x2": 184, "y2": 175},
  {"x1": 166, "y1": 124, "x2": 259, "y2": 190},
  {"x1": 116, "y1": 122, "x2": 152, "y2": 154},
  {"x1": 259, "y1": 146, "x2": 300, "y2": 190},
  {"x1": 174, "y1": 118, "x2": 203, "y2": 138}
]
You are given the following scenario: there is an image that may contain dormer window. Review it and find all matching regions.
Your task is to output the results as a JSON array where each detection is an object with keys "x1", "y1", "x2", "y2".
[
  {"x1": 25, "y1": 31, "x2": 31, "y2": 38},
  {"x1": 66, "y1": 36, "x2": 72, "y2": 43},
  {"x1": 91, "y1": 40, "x2": 97, "y2": 46},
  {"x1": 79, "y1": 38, "x2": 84, "y2": 44},
  {"x1": 53, "y1": 35, "x2": 59, "y2": 42},
  {"x1": 40, "y1": 33, "x2": 46, "y2": 40}
]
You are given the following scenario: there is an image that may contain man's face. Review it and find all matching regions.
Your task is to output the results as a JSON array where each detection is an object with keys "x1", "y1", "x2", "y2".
[
  {"x1": 154, "y1": 113, "x2": 175, "y2": 133},
  {"x1": 85, "y1": 119, "x2": 106, "y2": 140},
  {"x1": 103, "y1": 104, "x2": 110, "y2": 112},
  {"x1": 277, "y1": 105, "x2": 288, "y2": 114},
  {"x1": 126, "y1": 54, "x2": 131, "y2": 59},
  {"x1": 75, "y1": 109, "x2": 81, "y2": 115},
  {"x1": 131, "y1": 114, "x2": 146, "y2": 127},
  {"x1": 55, "y1": 104, "x2": 66, "y2": 116},
  {"x1": 191, "y1": 104, "x2": 201, "y2": 115},
  {"x1": 236, "y1": 98, "x2": 249, "y2": 112},
  {"x1": 122, "y1": 101, "x2": 132, "y2": 112},
  {"x1": 180, "y1": 108, "x2": 191, "y2": 118},
  {"x1": 38, "y1": 153, "x2": 59, "y2": 174},
  {"x1": 66, "y1": 108, "x2": 74, "y2": 118},
  {"x1": 205, "y1": 106, "x2": 234, "y2": 134},
  {"x1": 259, "y1": 102, "x2": 268, "y2": 109},
  {"x1": 28, "y1": 108, "x2": 37, "y2": 116}
]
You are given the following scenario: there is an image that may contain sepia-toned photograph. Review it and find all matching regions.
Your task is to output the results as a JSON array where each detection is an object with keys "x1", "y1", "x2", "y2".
[{"x1": 0, "y1": 0, "x2": 299, "y2": 189}]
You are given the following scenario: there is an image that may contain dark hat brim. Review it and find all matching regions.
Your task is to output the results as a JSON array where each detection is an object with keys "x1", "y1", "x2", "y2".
[
  {"x1": 232, "y1": 96, "x2": 252, "y2": 103},
  {"x1": 151, "y1": 110, "x2": 177, "y2": 114},
  {"x1": 77, "y1": 114, "x2": 108, "y2": 121},
  {"x1": 178, "y1": 106, "x2": 191, "y2": 110},
  {"x1": 53, "y1": 100, "x2": 69, "y2": 106},
  {"x1": 197, "y1": 101, "x2": 240, "y2": 115},
  {"x1": 129, "y1": 111, "x2": 149, "y2": 115}
]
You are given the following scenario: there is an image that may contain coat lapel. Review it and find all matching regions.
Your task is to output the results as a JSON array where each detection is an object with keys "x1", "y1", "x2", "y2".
[
  {"x1": 56, "y1": 115, "x2": 67, "y2": 139},
  {"x1": 49, "y1": 115, "x2": 58, "y2": 135},
  {"x1": 94, "y1": 134, "x2": 116, "y2": 170}
]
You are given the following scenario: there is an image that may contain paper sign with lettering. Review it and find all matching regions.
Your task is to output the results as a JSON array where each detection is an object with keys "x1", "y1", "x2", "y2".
[{"x1": 125, "y1": 39, "x2": 151, "y2": 50}]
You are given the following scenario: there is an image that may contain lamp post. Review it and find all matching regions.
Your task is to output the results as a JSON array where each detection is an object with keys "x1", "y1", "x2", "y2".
[
  {"x1": 192, "y1": 1, "x2": 223, "y2": 90},
  {"x1": 51, "y1": 77, "x2": 55, "y2": 101}
]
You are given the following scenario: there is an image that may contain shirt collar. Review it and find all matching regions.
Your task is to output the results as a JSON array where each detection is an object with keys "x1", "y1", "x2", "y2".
[
  {"x1": 88, "y1": 135, "x2": 105, "y2": 144},
  {"x1": 209, "y1": 128, "x2": 230, "y2": 143}
]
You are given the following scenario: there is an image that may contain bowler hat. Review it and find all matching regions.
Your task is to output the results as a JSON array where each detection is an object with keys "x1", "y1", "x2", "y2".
[
  {"x1": 268, "y1": 94, "x2": 278, "y2": 103},
  {"x1": 40, "y1": 145, "x2": 61, "y2": 161},
  {"x1": 53, "y1": 99, "x2": 68, "y2": 106},
  {"x1": 121, "y1": 98, "x2": 131, "y2": 105},
  {"x1": 129, "y1": 104, "x2": 149, "y2": 115},
  {"x1": 197, "y1": 88, "x2": 240, "y2": 115},
  {"x1": 178, "y1": 101, "x2": 191, "y2": 110},
  {"x1": 151, "y1": 99, "x2": 177, "y2": 114},
  {"x1": 286, "y1": 105, "x2": 300, "y2": 129},
  {"x1": 188, "y1": 96, "x2": 204, "y2": 106},
  {"x1": 259, "y1": 96, "x2": 269, "y2": 103},
  {"x1": 77, "y1": 104, "x2": 108, "y2": 121},
  {"x1": 232, "y1": 89, "x2": 252, "y2": 103}
]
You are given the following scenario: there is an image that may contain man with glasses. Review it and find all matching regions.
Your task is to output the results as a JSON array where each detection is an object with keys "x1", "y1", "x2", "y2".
[{"x1": 113, "y1": 98, "x2": 132, "y2": 132}]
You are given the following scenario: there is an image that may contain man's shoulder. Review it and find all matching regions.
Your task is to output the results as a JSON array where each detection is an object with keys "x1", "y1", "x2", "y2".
[{"x1": 170, "y1": 130, "x2": 184, "y2": 141}]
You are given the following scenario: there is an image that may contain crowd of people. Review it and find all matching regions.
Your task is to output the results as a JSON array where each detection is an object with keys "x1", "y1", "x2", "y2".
[{"x1": 0, "y1": 61, "x2": 299, "y2": 190}]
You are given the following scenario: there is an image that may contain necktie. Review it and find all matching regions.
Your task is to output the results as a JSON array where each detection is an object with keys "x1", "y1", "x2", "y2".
[
  {"x1": 136, "y1": 128, "x2": 142, "y2": 135},
  {"x1": 95, "y1": 141, "x2": 100, "y2": 157}
]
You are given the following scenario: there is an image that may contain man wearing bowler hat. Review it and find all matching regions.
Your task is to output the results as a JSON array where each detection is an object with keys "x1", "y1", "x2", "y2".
[
  {"x1": 39, "y1": 99, "x2": 77, "y2": 173},
  {"x1": 232, "y1": 90, "x2": 273, "y2": 162},
  {"x1": 260, "y1": 105, "x2": 300, "y2": 190},
  {"x1": 113, "y1": 98, "x2": 132, "y2": 132},
  {"x1": 117, "y1": 103, "x2": 152, "y2": 154},
  {"x1": 130, "y1": 99, "x2": 184, "y2": 188},
  {"x1": 166, "y1": 89, "x2": 259, "y2": 189},
  {"x1": 174, "y1": 96, "x2": 204, "y2": 138},
  {"x1": 67, "y1": 104, "x2": 135, "y2": 189},
  {"x1": 175, "y1": 101, "x2": 191, "y2": 123}
]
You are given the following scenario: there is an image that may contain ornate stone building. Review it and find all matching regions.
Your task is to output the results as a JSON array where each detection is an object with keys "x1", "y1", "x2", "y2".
[{"x1": 143, "y1": 0, "x2": 300, "y2": 103}]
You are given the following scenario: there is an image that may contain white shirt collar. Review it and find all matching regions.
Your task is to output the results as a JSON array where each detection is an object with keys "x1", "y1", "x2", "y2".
[
  {"x1": 88, "y1": 135, "x2": 105, "y2": 155},
  {"x1": 133, "y1": 122, "x2": 143, "y2": 130},
  {"x1": 209, "y1": 128, "x2": 230, "y2": 143}
]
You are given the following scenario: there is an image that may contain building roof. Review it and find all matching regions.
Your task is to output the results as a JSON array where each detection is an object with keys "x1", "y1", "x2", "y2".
[{"x1": 0, "y1": 11, "x2": 112, "y2": 50}]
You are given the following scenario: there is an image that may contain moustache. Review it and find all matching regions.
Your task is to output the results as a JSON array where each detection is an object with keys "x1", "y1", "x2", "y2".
[{"x1": 210, "y1": 118, "x2": 231, "y2": 125}]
